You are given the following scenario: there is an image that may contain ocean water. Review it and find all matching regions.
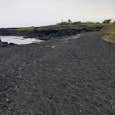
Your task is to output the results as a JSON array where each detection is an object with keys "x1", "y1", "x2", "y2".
[{"x1": 0, "y1": 36, "x2": 42, "y2": 45}]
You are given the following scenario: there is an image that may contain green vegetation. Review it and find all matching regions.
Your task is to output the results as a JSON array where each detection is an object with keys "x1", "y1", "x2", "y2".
[
  {"x1": 16, "y1": 19, "x2": 115, "y2": 32},
  {"x1": 102, "y1": 23, "x2": 115, "y2": 43},
  {"x1": 57, "y1": 19, "x2": 115, "y2": 43},
  {"x1": 57, "y1": 20, "x2": 104, "y2": 28},
  {"x1": 16, "y1": 26, "x2": 36, "y2": 32},
  {"x1": 78, "y1": 22, "x2": 104, "y2": 28},
  {"x1": 15, "y1": 19, "x2": 115, "y2": 44},
  {"x1": 16, "y1": 19, "x2": 110, "y2": 32}
]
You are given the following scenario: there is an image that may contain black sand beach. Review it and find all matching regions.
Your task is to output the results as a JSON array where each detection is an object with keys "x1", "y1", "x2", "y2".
[{"x1": 0, "y1": 31, "x2": 114, "y2": 115}]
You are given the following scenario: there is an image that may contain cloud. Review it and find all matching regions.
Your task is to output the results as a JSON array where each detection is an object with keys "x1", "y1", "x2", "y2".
[{"x1": 0, "y1": 0, "x2": 114, "y2": 27}]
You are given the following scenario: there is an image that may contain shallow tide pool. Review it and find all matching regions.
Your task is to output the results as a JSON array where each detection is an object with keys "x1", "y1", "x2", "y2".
[{"x1": 0, "y1": 36, "x2": 42, "y2": 45}]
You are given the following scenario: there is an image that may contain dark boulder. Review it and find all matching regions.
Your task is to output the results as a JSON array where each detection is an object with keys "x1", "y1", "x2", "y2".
[
  {"x1": 0, "y1": 40, "x2": 16, "y2": 47},
  {"x1": 9, "y1": 43, "x2": 16, "y2": 46},
  {"x1": 0, "y1": 42, "x2": 9, "y2": 47}
]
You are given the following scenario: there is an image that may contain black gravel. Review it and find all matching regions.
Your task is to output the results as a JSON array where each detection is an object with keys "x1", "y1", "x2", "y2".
[{"x1": 0, "y1": 31, "x2": 114, "y2": 115}]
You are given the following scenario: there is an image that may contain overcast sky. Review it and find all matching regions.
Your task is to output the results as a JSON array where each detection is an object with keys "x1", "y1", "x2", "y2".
[{"x1": 0, "y1": 0, "x2": 115, "y2": 27}]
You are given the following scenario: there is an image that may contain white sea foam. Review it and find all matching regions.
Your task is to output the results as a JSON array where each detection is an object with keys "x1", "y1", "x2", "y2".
[{"x1": 0, "y1": 36, "x2": 42, "y2": 45}]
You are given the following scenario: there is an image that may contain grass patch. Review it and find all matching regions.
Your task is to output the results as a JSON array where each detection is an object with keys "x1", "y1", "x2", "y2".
[
  {"x1": 79, "y1": 22, "x2": 104, "y2": 28},
  {"x1": 16, "y1": 23, "x2": 104, "y2": 32},
  {"x1": 102, "y1": 24, "x2": 115, "y2": 43},
  {"x1": 16, "y1": 26, "x2": 35, "y2": 32}
]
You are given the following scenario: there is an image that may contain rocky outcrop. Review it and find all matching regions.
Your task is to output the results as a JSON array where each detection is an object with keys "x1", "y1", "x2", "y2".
[
  {"x1": 0, "y1": 39, "x2": 16, "y2": 47},
  {"x1": 0, "y1": 27, "x2": 102, "y2": 40}
]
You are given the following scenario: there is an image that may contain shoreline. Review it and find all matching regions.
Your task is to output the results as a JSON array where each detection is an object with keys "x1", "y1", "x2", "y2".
[{"x1": 0, "y1": 26, "x2": 102, "y2": 40}]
